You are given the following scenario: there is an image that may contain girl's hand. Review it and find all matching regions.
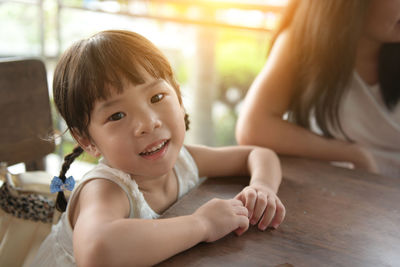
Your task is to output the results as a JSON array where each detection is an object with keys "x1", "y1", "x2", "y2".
[
  {"x1": 193, "y1": 198, "x2": 249, "y2": 242},
  {"x1": 235, "y1": 184, "x2": 285, "y2": 232}
]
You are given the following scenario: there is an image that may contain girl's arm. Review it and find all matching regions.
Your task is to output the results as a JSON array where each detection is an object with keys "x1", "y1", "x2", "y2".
[
  {"x1": 72, "y1": 179, "x2": 248, "y2": 267},
  {"x1": 185, "y1": 144, "x2": 285, "y2": 231},
  {"x1": 235, "y1": 31, "x2": 377, "y2": 172}
]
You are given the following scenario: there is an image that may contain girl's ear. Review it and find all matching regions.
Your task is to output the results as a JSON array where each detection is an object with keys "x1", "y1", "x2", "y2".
[{"x1": 71, "y1": 128, "x2": 101, "y2": 158}]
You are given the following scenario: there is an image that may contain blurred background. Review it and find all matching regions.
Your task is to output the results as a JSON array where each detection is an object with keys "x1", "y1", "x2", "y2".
[{"x1": 0, "y1": 0, "x2": 287, "y2": 176}]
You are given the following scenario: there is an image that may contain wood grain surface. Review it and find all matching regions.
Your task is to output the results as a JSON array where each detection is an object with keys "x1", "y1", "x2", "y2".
[{"x1": 158, "y1": 156, "x2": 400, "y2": 267}]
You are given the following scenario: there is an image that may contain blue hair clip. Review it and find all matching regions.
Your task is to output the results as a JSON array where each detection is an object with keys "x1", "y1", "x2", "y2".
[{"x1": 50, "y1": 176, "x2": 75, "y2": 193}]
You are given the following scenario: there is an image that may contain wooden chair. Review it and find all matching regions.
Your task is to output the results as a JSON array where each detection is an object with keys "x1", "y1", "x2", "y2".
[
  {"x1": 0, "y1": 58, "x2": 55, "y2": 170},
  {"x1": 0, "y1": 58, "x2": 56, "y2": 267}
]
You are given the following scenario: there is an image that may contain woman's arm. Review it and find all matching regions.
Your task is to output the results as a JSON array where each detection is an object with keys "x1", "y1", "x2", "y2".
[
  {"x1": 72, "y1": 179, "x2": 248, "y2": 267},
  {"x1": 186, "y1": 144, "x2": 285, "y2": 231},
  {"x1": 235, "y1": 31, "x2": 376, "y2": 172}
]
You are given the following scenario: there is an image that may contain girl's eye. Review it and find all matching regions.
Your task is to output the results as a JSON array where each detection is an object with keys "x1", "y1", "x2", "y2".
[
  {"x1": 151, "y1": 93, "x2": 164, "y2": 103},
  {"x1": 109, "y1": 112, "x2": 125, "y2": 121}
]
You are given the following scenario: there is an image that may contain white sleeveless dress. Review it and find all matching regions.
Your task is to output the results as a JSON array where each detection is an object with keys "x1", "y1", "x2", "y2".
[
  {"x1": 329, "y1": 72, "x2": 400, "y2": 178},
  {"x1": 30, "y1": 146, "x2": 199, "y2": 267}
]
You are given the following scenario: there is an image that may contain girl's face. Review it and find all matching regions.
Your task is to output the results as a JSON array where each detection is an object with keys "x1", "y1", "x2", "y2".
[
  {"x1": 363, "y1": 0, "x2": 400, "y2": 43},
  {"x1": 81, "y1": 71, "x2": 186, "y2": 181}
]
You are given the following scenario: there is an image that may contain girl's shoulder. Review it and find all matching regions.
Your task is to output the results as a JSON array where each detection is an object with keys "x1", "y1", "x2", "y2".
[
  {"x1": 66, "y1": 162, "x2": 133, "y2": 226},
  {"x1": 70, "y1": 161, "x2": 134, "y2": 209}
]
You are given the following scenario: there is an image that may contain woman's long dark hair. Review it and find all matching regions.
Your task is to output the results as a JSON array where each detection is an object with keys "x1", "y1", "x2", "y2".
[
  {"x1": 271, "y1": 0, "x2": 400, "y2": 137},
  {"x1": 379, "y1": 43, "x2": 400, "y2": 110}
]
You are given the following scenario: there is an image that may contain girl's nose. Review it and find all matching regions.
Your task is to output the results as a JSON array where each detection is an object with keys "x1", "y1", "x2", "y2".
[{"x1": 133, "y1": 112, "x2": 162, "y2": 136}]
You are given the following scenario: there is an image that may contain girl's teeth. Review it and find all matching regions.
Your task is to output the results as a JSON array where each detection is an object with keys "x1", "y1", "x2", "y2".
[{"x1": 141, "y1": 140, "x2": 167, "y2": 155}]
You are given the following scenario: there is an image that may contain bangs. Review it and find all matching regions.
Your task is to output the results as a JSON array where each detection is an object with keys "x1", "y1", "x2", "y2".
[
  {"x1": 84, "y1": 33, "x2": 171, "y2": 102},
  {"x1": 54, "y1": 30, "x2": 180, "y2": 138}
]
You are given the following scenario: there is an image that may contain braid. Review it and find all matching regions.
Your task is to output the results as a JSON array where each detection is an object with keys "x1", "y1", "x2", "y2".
[
  {"x1": 184, "y1": 113, "x2": 190, "y2": 131},
  {"x1": 55, "y1": 146, "x2": 84, "y2": 212}
]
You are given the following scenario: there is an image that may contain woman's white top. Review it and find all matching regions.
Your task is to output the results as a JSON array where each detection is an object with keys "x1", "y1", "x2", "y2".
[
  {"x1": 31, "y1": 146, "x2": 199, "y2": 267},
  {"x1": 329, "y1": 72, "x2": 400, "y2": 178}
]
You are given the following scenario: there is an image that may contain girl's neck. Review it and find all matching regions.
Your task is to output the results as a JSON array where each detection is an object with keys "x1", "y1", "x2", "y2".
[
  {"x1": 135, "y1": 170, "x2": 178, "y2": 214},
  {"x1": 133, "y1": 170, "x2": 171, "y2": 193},
  {"x1": 355, "y1": 36, "x2": 382, "y2": 85}
]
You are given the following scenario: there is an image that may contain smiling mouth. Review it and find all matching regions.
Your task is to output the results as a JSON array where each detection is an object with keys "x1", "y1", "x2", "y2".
[{"x1": 139, "y1": 140, "x2": 169, "y2": 156}]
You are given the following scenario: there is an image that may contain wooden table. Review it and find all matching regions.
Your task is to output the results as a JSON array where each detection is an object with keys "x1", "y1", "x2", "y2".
[{"x1": 158, "y1": 156, "x2": 400, "y2": 267}]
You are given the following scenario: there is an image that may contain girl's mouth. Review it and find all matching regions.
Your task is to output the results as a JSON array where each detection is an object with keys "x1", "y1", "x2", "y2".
[{"x1": 139, "y1": 139, "x2": 169, "y2": 158}]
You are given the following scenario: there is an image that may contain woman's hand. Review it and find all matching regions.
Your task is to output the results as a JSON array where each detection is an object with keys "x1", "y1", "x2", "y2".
[
  {"x1": 193, "y1": 198, "x2": 249, "y2": 242},
  {"x1": 235, "y1": 184, "x2": 285, "y2": 232},
  {"x1": 349, "y1": 143, "x2": 379, "y2": 173}
]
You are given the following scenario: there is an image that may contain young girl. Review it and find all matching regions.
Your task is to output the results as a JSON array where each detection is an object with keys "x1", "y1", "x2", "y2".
[
  {"x1": 236, "y1": 0, "x2": 400, "y2": 178},
  {"x1": 32, "y1": 30, "x2": 285, "y2": 266}
]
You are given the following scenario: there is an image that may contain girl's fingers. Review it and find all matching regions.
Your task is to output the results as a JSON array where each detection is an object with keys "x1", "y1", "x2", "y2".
[
  {"x1": 235, "y1": 188, "x2": 286, "y2": 230},
  {"x1": 234, "y1": 205, "x2": 249, "y2": 217},
  {"x1": 250, "y1": 191, "x2": 267, "y2": 225},
  {"x1": 235, "y1": 188, "x2": 257, "y2": 218},
  {"x1": 230, "y1": 198, "x2": 245, "y2": 207},
  {"x1": 232, "y1": 199, "x2": 249, "y2": 236},
  {"x1": 234, "y1": 216, "x2": 250, "y2": 236},
  {"x1": 269, "y1": 199, "x2": 286, "y2": 229},
  {"x1": 244, "y1": 188, "x2": 257, "y2": 218},
  {"x1": 234, "y1": 192, "x2": 243, "y2": 203},
  {"x1": 258, "y1": 197, "x2": 277, "y2": 230}
]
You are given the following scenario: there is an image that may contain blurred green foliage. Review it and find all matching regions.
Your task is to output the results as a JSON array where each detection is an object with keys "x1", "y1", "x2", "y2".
[
  {"x1": 215, "y1": 109, "x2": 237, "y2": 146},
  {"x1": 214, "y1": 31, "x2": 271, "y2": 146},
  {"x1": 216, "y1": 31, "x2": 270, "y2": 100}
]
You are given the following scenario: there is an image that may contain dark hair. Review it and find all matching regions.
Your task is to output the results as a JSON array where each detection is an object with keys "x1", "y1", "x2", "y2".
[
  {"x1": 55, "y1": 146, "x2": 83, "y2": 212},
  {"x1": 53, "y1": 30, "x2": 189, "y2": 212},
  {"x1": 270, "y1": 0, "x2": 400, "y2": 137},
  {"x1": 378, "y1": 43, "x2": 400, "y2": 110}
]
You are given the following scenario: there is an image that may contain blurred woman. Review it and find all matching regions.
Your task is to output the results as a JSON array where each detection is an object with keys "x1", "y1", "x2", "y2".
[{"x1": 236, "y1": 0, "x2": 400, "y2": 177}]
